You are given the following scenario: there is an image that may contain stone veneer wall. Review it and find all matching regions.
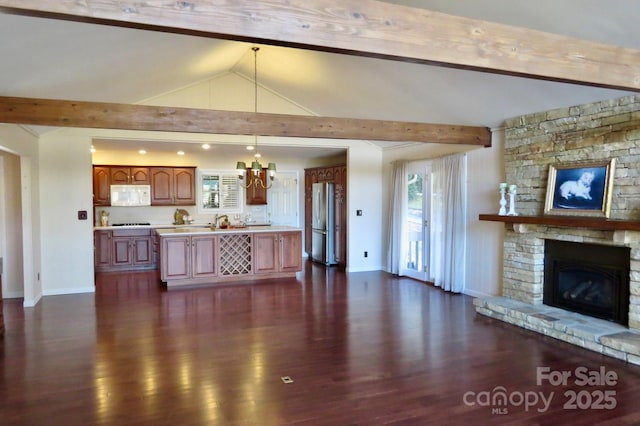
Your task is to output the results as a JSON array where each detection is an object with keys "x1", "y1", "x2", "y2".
[{"x1": 502, "y1": 95, "x2": 640, "y2": 330}]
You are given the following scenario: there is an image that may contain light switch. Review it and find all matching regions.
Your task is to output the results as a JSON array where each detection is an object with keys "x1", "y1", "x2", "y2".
[
  {"x1": 356, "y1": 210, "x2": 362, "y2": 216},
  {"x1": 78, "y1": 210, "x2": 88, "y2": 220}
]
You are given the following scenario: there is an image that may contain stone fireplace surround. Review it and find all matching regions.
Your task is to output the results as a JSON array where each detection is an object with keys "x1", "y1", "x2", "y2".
[{"x1": 475, "y1": 95, "x2": 640, "y2": 365}]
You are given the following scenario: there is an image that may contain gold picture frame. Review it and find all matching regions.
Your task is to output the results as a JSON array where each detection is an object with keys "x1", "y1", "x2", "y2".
[{"x1": 543, "y1": 158, "x2": 616, "y2": 218}]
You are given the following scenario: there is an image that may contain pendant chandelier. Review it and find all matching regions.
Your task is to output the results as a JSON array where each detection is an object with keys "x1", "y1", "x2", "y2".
[{"x1": 235, "y1": 47, "x2": 276, "y2": 189}]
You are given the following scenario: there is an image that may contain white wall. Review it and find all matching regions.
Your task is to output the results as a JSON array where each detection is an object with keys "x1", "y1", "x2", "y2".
[
  {"x1": 39, "y1": 131, "x2": 95, "y2": 295},
  {"x1": 0, "y1": 124, "x2": 42, "y2": 306},
  {"x1": 465, "y1": 130, "x2": 504, "y2": 297},
  {"x1": 346, "y1": 141, "x2": 384, "y2": 272},
  {"x1": 0, "y1": 152, "x2": 24, "y2": 298}
]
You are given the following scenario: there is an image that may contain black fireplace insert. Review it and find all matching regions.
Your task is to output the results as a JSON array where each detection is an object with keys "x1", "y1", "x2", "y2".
[{"x1": 543, "y1": 240, "x2": 630, "y2": 326}]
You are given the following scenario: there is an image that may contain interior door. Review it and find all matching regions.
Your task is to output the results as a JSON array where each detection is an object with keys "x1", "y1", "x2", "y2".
[
  {"x1": 267, "y1": 172, "x2": 299, "y2": 226},
  {"x1": 402, "y1": 164, "x2": 430, "y2": 281}
]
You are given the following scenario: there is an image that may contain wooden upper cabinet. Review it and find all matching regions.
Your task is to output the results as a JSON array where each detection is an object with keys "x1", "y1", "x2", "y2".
[
  {"x1": 93, "y1": 166, "x2": 111, "y2": 206},
  {"x1": 246, "y1": 168, "x2": 268, "y2": 205},
  {"x1": 131, "y1": 167, "x2": 150, "y2": 184},
  {"x1": 174, "y1": 167, "x2": 196, "y2": 205},
  {"x1": 93, "y1": 165, "x2": 194, "y2": 206},
  {"x1": 110, "y1": 166, "x2": 149, "y2": 184},
  {"x1": 150, "y1": 167, "x2": 196, "y2": 206},
  {"x1": 150, "y1": 167, "x2": 174, "y2": 205}
]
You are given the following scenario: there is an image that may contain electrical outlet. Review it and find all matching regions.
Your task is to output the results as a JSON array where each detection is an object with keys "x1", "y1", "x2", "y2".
[{"x1": 364, "y1": 251, "x2": 368, "y2": 258}]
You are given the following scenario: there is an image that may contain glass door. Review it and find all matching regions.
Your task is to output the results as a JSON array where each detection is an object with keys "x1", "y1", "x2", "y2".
[{"x1": 402, "y1": 163, "x2": 430, "y2": 281}]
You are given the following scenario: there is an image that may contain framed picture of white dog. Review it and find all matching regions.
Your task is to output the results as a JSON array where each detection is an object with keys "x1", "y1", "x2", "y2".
[{"x1": 544, "y1": 158, "x2": 616, "y2": 218}]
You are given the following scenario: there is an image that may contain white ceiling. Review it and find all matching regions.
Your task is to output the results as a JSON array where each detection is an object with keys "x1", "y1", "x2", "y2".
[{"x1": 0, "y1": 1, "x2": 638, "y2": 158}]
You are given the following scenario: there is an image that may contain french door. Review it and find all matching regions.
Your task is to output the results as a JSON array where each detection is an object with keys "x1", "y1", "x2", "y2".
[{"x1": 402, "y1": 163, "x2": 431, "y2": 281}]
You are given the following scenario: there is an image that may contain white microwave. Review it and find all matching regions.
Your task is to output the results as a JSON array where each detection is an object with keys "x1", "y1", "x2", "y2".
[{"x1": 110, "y1": 185, "x2": 151, "y2": 206}]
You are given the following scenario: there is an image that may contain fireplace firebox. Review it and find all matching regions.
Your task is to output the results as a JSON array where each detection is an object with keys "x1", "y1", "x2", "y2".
[{"x1": 543, "y1": 240, "x2": 630, "y2": 326}]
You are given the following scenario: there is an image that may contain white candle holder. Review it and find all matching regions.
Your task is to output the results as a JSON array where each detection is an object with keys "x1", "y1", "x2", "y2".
[
  {"x1": 498, "y1": 186, "x2": 507, "y2": 216},
  {"x1": 507, "y1": 185, "x2": 518, "y2": 216}
]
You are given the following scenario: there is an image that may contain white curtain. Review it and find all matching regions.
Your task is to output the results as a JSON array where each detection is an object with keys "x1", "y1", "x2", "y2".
[
  {"x1": 386, "y1": 160, "x2": 407, "y2": 275},
  {"x1": 429, "y1": 153, "x2": 467, "y2": 293}
]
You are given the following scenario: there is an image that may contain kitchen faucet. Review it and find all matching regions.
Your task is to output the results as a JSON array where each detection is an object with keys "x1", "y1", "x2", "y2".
[{"x1": 213, "y1": 214, "x2": 229, "y2": 229}]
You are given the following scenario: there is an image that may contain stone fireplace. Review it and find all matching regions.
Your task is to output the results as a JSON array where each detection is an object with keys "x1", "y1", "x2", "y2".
[{"x1": 475, "y1": 95, "x2": 640, "y2": 364}]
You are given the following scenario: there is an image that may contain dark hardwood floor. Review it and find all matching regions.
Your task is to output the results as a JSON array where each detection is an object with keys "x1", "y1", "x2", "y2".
[{"x1": 1, "y1": 261, "x2": 640, "y2": 425}]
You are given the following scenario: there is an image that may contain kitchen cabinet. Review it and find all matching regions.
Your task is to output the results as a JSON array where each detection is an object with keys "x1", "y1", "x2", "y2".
[
  {"x1": 93, "y1": 166, "x2": 111, "y2": 206},
  {"x1": 94, "y1": 230, "x2": 112, "y2": 269},
  {"x1": 150, "y1": 167, "x2": 196, "y2": 206},
  {"x1": 245, "y1": 168, "x2": 268, "y2": 205},
  {"x1": 304, "y1": 165, "x2": 347, "y2": 268},
  {"x1": 94, "y1": 229, "x2": 156, "y2": 272},
  {"x1": 157, "y1": 227, "x2": 302, "y2": 288},
  {"x1": 254, "y1": 231, "x2": 302, "y2": 274},
  {"x1": 110, "y1": 166, "x2": 150, "y2": 184},
  {"x1": 161, "y1": 235, "x2": 218, "y2": 281},
  {"x1": 333, "y1": 165, "x2": 347, "y2": 266},
  {"x1": 92, "y1": 165, "x2": 151, "y2": 206}
]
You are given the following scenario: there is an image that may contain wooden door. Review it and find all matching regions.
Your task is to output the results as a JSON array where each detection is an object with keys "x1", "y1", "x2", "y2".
[
  {"x1": 130, "y1": 167, "x2": 150, "y2": 184},
  {"x1": 174, "y1": 167, "x2": 196, "y2": 205},
  {"x1": 246, "y1": 168, "x2": 268, "y2": 205},
  {"x1": 253, "y1": 232, "x2": 279, "y2": 273},
  {"x1": 94, "y1": 230, "x2": 112, "y2": 269},
  {"x1": 110, "y1": 167, "x2": 131, "y2": 184},
  {"x1": 112, "y1": 237, "x2": 133, "y2": 266},
  {"x1": 191, "y1": 236, "x2": 217, "y2": 278},
  {"x1": 132, "y1": 236, "x2": 152, "y2": 265},
  {"x1": 161, "y1": 236, "x2": 191, "y2": 280},
  {"x1": 280, "y1": 232, "x2": 302, "y2": 272},
  {"x1": 150, "y1": 167, "x2": 173, "y2": 205},
  {"x1": 93, "y1": 166, "x2": 111, "y2": 206}
]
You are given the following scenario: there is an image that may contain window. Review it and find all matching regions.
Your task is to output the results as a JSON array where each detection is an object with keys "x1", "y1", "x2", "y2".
[{"x1": 198, "y1": 170, "x2": 241, "y2": 213}]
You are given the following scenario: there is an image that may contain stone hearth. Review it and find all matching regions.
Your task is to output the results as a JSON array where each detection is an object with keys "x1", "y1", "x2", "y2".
[{"x1": 474, "y1": 297, "x2": 640, "y2": 364}]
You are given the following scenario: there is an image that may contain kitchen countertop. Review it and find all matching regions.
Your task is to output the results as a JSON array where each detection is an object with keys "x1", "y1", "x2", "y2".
[
  {"x1": 155, "y1": 225, "x2": 301, "y2": 236},
  {"x1": 93, "y1": 223, "x2": 301, "y2": 235},
  {"x1": 93, "y1": 223, "x2": 286, "y2": 231}
]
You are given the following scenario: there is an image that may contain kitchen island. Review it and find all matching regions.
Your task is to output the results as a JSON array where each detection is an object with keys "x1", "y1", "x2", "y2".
[{"x1": 155, "y1": 226, "x2": 303, "y2": 288}]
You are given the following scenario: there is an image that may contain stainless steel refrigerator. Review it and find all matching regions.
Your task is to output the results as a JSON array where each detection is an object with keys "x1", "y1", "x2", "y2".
[{"x1": 311, "y1": 182, "x2": 337, "y2": 265}]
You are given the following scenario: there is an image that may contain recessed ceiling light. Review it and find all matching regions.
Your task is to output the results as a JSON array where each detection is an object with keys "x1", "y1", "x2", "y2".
[
  {"x1": 246, "y1": 146, "x2": 254, "y2": 151},
  {"x1": 90, "y1": 145, "x2": 96, "y2": 153},
  {"x1": 138, "y1": 149, "x2": 147, "y2": 155},
  {"x1": 202, "y1": 144, "x2": 210, "y2": 150},
  {"x1": 177, "y1": 150, "x2": 185, "y2": 156}
]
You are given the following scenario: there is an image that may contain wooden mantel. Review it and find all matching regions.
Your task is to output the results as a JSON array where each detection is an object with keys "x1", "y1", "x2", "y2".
[{"x1": 479, "y1": 214, "x2": 640, "y2": 232}]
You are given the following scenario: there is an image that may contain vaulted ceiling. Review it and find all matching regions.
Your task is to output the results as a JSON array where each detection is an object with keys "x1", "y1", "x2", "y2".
[{"x1": 0, "y1": 1, "x2": 637, "y2": 157}]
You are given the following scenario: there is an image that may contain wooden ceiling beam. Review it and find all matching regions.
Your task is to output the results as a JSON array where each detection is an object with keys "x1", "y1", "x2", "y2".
[
  {"x1": 0, "y1": 97, "x2": 491, "y2": 146},
  {"x1": 0, "y1": 1, "x2": 639, "y2": 91}
]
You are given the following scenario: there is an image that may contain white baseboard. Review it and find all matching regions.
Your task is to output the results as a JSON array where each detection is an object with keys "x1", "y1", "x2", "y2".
[
  {"x1": 3, "y1": 290, "x2": 24, "y2": 299},
  {"x1": 43, "y1": 286, "x2": 95, "y2": 296},
  {"x1": 23, "y1": 292, "x2": 42, "y2": 308}
]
